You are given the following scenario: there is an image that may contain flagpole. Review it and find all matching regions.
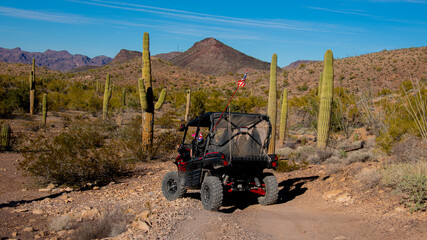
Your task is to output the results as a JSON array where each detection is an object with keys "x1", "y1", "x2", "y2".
[
  {"x1": 212, "y1": 71, "x2": 248, "y2": 132},
  {"x1": 212, "y1": 85, "x2": 240, "y2": 132}
]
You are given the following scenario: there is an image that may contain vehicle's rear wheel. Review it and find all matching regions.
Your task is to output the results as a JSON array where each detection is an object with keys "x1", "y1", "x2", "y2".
[
  {"x1": 201, "y1": 176, "x2": 223, "y2": 211},
  {"x1": 161, "y1": 171, "x2": 186, "y2": 201},
  {"x1": 258, "y1": 173, "x2": 279, "y2": 206}
]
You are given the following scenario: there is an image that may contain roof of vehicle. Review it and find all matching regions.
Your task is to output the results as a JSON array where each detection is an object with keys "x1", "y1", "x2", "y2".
[{"x1": 186, "y1": 112, "x2": 269, "y2": 128}]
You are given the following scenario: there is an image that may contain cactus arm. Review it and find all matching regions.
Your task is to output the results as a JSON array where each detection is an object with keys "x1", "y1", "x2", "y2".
[{"x1": 154, "y1": 88, "x2": 167, "y2": 110}]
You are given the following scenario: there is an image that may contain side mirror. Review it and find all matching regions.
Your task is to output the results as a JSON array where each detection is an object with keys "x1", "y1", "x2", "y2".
[{"x1": 179, "y1": 124, "x2": 187, "y2": 132}]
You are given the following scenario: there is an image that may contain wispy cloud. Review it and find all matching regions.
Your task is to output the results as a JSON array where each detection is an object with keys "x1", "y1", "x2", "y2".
[
  {"x1": 0, "y1": 6, "x2": 91, "y2": 24},
  {"x1": 307, "y1": 6, "x2": 427, "y2": 25},
  {"x1": 306, "y1": 6, "x2": 376, "y2": 17},
  {"x1": 70, "y1": 0, "x2": 353, "y2": 33}
]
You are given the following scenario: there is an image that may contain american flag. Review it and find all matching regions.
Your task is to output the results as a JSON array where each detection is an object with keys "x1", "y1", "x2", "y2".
[{"x1": 238, "y1": 72, "x2": 247, "y2": 87}]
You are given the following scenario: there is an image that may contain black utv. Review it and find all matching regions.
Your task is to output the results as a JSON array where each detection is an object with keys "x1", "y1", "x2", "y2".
[{"x1": 161, "y1": 112, "x2": 279, "y2": 211}]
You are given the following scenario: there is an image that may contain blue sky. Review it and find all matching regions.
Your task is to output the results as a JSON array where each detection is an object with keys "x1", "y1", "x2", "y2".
[{"x1": 0, "y1": 0, "x2": 426, "y2": 67}]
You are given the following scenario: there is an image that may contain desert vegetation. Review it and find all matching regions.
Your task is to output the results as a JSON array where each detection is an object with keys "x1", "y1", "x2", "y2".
[{"x1": 0, "y1": 37, "x2": 426, "y2": 239}]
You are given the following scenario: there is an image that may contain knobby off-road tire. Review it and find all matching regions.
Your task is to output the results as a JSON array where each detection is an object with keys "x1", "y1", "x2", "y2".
[
  {"x1": 258, "y1": 173, "x2": 279, "y2": 206},
  {"x1": 161, "y1": 171, "x2": 186, "y2": 201},
  {"x1": 201, "y1": 176, "x2": 223, "y2": 211}
]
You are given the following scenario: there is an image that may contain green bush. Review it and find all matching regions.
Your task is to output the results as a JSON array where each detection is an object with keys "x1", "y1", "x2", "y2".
[
  {"x1": 19, "y1": 120, "x2": 128, "y2": 187},
  {"x1": 382, "y1": 161, "x2": 427, "y2": 212}
]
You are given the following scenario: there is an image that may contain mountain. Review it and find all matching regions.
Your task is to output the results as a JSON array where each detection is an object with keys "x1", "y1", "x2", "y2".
[
  {"x1": 0, "y1": 47, "x2": 112, "y2": 72},
  {"x1": 283, "y1": 60, "x2": 320, "y2": 70},
  {"x1": 112, "y1": 49, "x2": 141, "y2": 63},
  {"x1": 169, "y1": 38, "x2": 271, "y2": 75},
  {"x1": 154, "y1": 52, "x2": 182, "y2": 61}
]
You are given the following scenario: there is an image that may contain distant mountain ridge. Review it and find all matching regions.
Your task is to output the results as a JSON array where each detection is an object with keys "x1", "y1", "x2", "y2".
[
  {"x1": 0, "y1": 47, "x2": 112, "y2": 72},
  {"x1": 283, "y1": 60, "x2": 320, "y2": 70},
  {"x1": 169, "y1": 38, "x2": 271, "y2": 75},
  {"x1": 112, "y1": 49, "x2": 141, "y2": 63}
]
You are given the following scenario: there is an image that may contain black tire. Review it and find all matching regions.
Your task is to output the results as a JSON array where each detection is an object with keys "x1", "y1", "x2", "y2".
[
  {"x1": 201, "y1": 176, "x2": 223, "y2": 211},
  {"x1": 258, "y1": 173, "x2": 279, "y2": 206},
  {"x1": 161, "y1": 171, "x2": 186, "y2": 201}
]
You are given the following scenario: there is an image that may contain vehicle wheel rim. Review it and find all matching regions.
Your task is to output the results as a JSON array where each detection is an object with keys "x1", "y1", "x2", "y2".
[
  {"x1": 203, "y1": 185, "x2": 210, "y2": 203},
  {"x1": 167, "y1": 179, "x2": 177, "y2": 194}
]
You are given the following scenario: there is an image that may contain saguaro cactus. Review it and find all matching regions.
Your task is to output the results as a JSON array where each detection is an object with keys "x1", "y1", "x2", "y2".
[
  {"x1": 279, "y1": 88, "x2": 288, "y2": 145},
  {"x1": 1, "y1": 123, "x2": 11, "y2": 149},
  {"x1": 103, "y1": 73, "x2": 113, "y2": 120},
  {"x1": 138, "y1": 32, "x2": 167, "y2": 151},
  {"x1": 42, "y1": 93, "x2": 47, "y2": 126},
  {"x1": 317, "y1": 50, "x2": 334, "y2": 149},
  {"x1": 318, "y1": 71, "x2": 323, "y2": 97},
  {"x1": 185, "y1": 90, "x2": 191, "y2": 122},
  {"x1": 267, "y1": 53, "x2": 277, "y2": 154},
  {"x1": 29, "y1": 58, "x2": 36, "y2": 115}
]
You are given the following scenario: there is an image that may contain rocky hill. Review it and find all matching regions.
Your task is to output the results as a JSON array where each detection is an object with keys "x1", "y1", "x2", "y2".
[
  {"x1": 0, "y1": 47, "x2": 112, "y2": 72},
  {"x1": 112, "y1": 49, "x2": 141, "y2": 64},
  {"x1": 169, "y1": 38, "x2": 271, "y2": 75},
  {"x1": 283, "y1": 60, "x2": 320, "y2": 70},
  {"x1": 154, "y1": 52, "x2": 182, "y2": 61}
]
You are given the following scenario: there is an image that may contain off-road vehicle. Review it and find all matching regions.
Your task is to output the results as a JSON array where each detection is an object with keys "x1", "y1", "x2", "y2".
[{"x1": 161, "y1": 112, "x2": 279, "y2": 211}]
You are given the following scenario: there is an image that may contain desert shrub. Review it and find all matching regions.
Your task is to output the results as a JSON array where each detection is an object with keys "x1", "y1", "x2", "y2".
[
  {"x1": 275, "y1": 159, "x2": 306, "y2": 172},
  {"x1": 72, "y1": 209, "x2": 130, "y2": 240},
  {"x1": 345, "y1": 151, "x2": 374, "y2": 165},
  {"x1": 19, "y1": 120, "x2": 128, "y2": 187},
  {"x1": 355, "y1": 168, "x2": 381, "y2": 189},
  {"x1": 392, "y1": 136, "x2": 427, "y2": 163},
  {"x1": 297, "y1": 84, "x2": 308, "y2": 92},
  {"x1": 0, "y1": 75, "x2": 30, "y2": 116},
  {"x1": 157, "y1": 111, "x2": 180, "y2": 129},
  {"x1": 382, "y1": 161, "x2": 427, "y2": 212},
  {"x1": 152, "y1": 130, "x2": 182, "y2": 158}
]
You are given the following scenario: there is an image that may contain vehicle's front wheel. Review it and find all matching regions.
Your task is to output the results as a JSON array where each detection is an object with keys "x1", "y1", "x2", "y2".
[
  {"x1": 258, "y1": 173, "x2": 279, "y2": 206},
  {"x1": 201, "y1": 176, "x2": 223, "y2": 211},
  {"x1": 161, "y1": 171, "x2": 186, "y2": 201}
]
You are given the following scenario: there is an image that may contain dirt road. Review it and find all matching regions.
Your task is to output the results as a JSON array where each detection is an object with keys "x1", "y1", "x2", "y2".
[
  {"x1": 171, "y1": 174, "x2": 426, "y2": 240},
  {"x1": 1, "y1": 153, "x2": 426, "y2": 240}
]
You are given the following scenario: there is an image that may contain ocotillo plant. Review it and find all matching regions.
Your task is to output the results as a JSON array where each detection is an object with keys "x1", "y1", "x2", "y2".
[
  {"x1": 185, "y1": 90, "x2": 191, "y2": 122},
  {"x1": 1, "y1": 123, "x2": 10, "y2": 149},
  {"x1": 267, "y1": 53, "x2": 277, "y2": 154},
  {"x1": 138, "y1": 32, "x2": 167, "y2": 151},
  {"x1": 318, "y1": 71, "x2": 323, "y2": 97},
  {"x1": 317, "y1": 50, "x2": 334, "y2": 149},
  {"x1": 42, "y1": 93, "x2": 47, "y2": 126},
  {"x1": 279, "y1": 88, "x2": 288, "y2": 145},
  {"x1": 29, "y1": 58, "x2": 35, "y2": 115},
  {"x1": 103, "y1": 73, "x2": 113, "y2": 120}
]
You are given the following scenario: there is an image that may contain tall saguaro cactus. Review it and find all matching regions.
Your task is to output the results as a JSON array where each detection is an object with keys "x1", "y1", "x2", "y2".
[
  {"x1": 317, "y1": 50, "x2": 334, "y2": 149},
  {"x1": 42, "y1": 93, "x2": 47, "y2": 126},
  {"x1": 185, "y1": 90, "x2": 191, "y2": 122},
  {"x1": 103, "y1": 73, "x2": 113, "y2": 120},
  {"x1": 138, "y1": 32, "x2": 167, "y2": 151},
  {"x1": 279, "y1": 88, "x2": 288, "y2": 145},
  {"x1": 29, "y1": 58, "x2": 36, "y2": 115},
  {"x1": 267, "y1": 53, "x2": 277, "y2": 154}
]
